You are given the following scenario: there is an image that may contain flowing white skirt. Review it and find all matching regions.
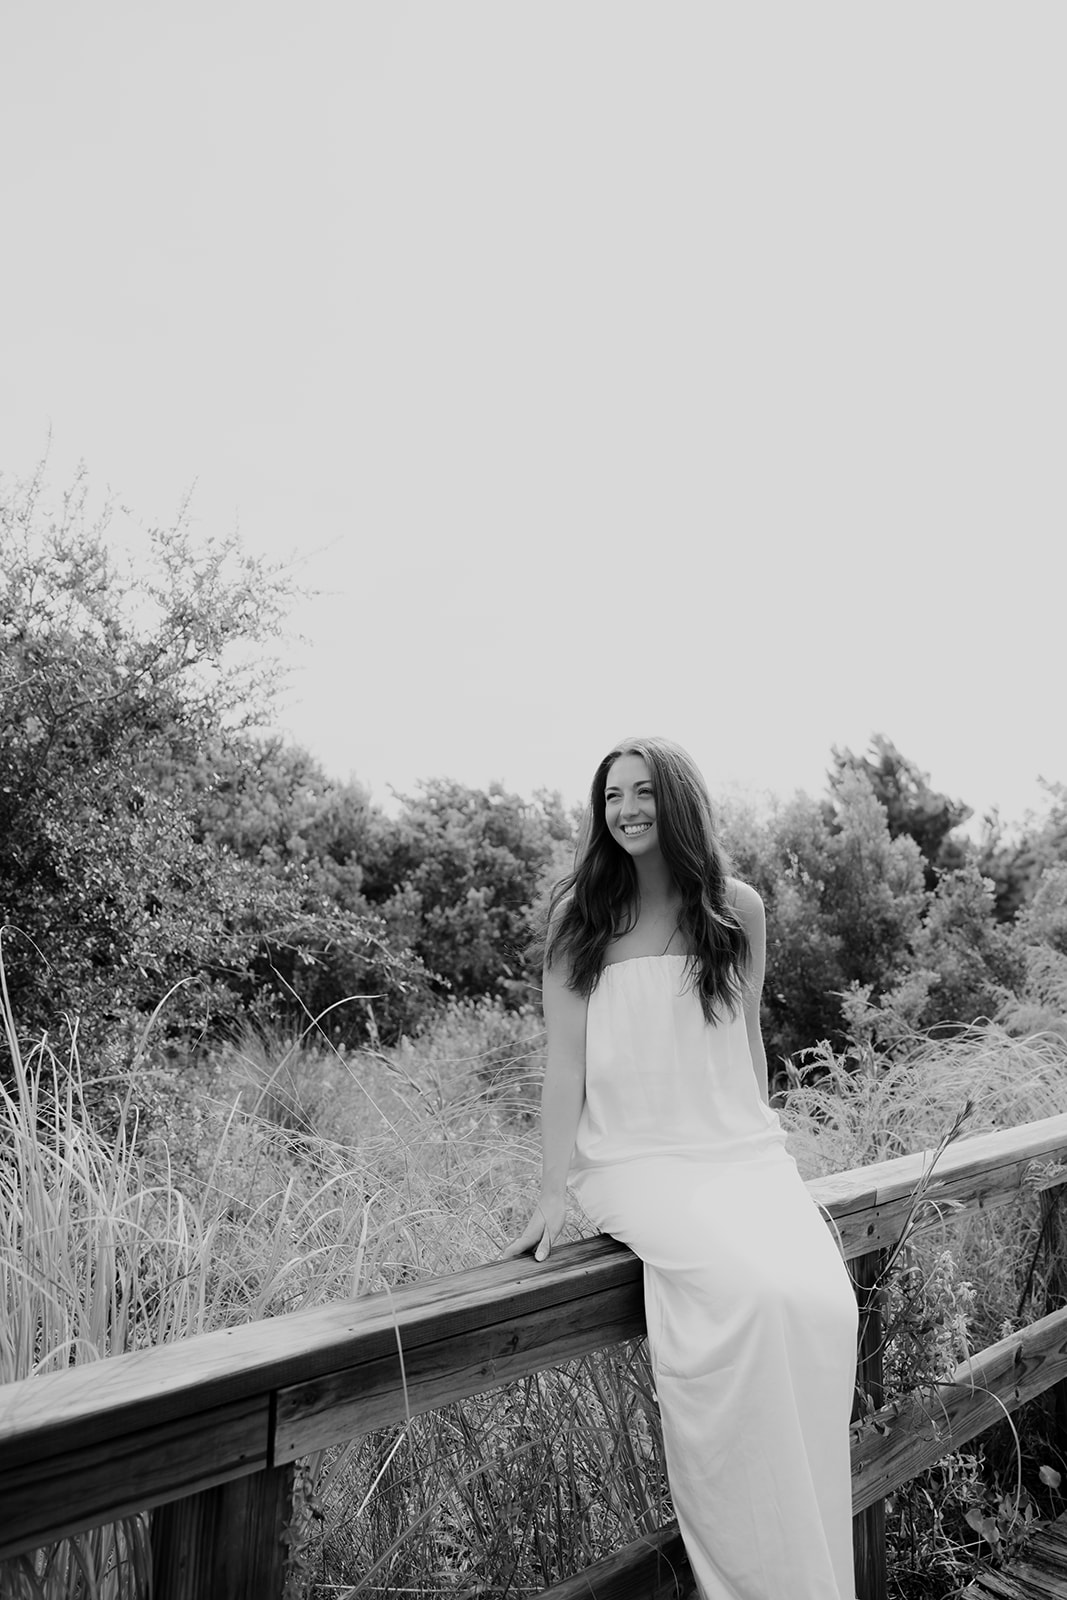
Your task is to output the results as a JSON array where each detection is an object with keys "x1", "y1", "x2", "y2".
[{"x1": 572, "y1": 1150, "x2": 858, "y2": 1600}]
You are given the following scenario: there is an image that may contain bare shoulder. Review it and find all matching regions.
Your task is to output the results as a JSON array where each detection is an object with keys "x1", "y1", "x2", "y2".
[
  {"x1": 725, "y1": 876, "x2": 765, "y2": 934},
  {"x1": 541, "y1": 902, "x2": 589, "y2": 1043},
  {"x1": 542, "y1": 891, "x2": 581, "y2": 988},
  {"x1": 725, "y1": 877, "x2": 766, "y2": 991},
  {"x1": 544, "y1": 888, "x2": 575, "y2": 958}
]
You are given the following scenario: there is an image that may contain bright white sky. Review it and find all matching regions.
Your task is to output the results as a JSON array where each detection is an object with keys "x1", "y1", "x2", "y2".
[{"x1": 2, "y1": 4, "x2": 1063, "y2": 830}]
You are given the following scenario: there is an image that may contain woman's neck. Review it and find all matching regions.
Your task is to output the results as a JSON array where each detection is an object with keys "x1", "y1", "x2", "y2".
[{"x1": 632, "y1": 851, "x2": 677, "y2": 911}]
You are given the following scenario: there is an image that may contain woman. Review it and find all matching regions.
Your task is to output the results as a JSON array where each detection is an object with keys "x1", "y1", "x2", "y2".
[{"x1": 504, "y1": 736, "x2": 858, "y2": 1600}]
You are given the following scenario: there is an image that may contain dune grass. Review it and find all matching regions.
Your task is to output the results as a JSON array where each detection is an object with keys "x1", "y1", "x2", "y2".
[
  {"x1": 3, "y1": 969, "x2": 1067, "y2": 1597},
  {"x1": 0, "y1": 986, "x2": 669, "y2": 1598}
]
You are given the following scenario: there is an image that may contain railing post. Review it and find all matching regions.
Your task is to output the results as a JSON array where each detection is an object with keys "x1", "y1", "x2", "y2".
[
  {"x1": 851, "y1": 1248, "x2": 887, "y2": 1600},
  {"x1": 150, "y1": 1464, "x2": 295, "y2": 1600},
  {"x1": 1042, "y1": 1185, "x2": 1067, "y2": 1463}
]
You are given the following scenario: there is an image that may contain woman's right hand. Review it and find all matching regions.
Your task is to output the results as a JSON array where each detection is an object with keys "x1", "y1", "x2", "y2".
[{"x1": 501, "y1": 1194, "x2": 567, "y2": 1263}]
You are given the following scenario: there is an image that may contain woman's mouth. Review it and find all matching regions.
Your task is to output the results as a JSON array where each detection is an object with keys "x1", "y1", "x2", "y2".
[{"x1": 622, "y1": 823, "x2": 652, "y2": 836}]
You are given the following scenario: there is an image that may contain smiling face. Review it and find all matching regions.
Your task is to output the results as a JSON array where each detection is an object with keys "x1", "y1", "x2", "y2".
[{"x1": 603, "y1": 753, "x2": 660, "y2": 857}]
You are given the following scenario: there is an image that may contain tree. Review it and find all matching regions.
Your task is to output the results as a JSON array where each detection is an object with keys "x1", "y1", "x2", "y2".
[
  {"x1": 977, "y1": 782, "x2": 1067, "y2": 922},
  {"x1": 908, "y1": 865, "x2": 1026, "y2": 1033},
  {"x1": 171, "y1": 733, "x2": 434, "y2": 1040},
  {"x1": 170, "y1": 734, "x2": 372, "y2": 906},
  {"x1": 829, "y1": 735, "x2": 971, "y2": 887},
  {"x1": 722, "y1": 773, "x2": 926, "y2": 1069},
  {"x1": 359, "y1": 780, "x2": 579, "y2": 1004},
  {"x1": 998, "y1": 864, "x2": 1067, "y2": 1039},
  {"x1": 0, "y1": 464, "x2": 416, "y2": 1053}
]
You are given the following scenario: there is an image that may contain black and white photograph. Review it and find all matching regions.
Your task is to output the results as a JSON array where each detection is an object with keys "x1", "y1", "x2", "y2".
[{"x1": 2, "y1": 7, "x2": 1065, "y2": 1599}]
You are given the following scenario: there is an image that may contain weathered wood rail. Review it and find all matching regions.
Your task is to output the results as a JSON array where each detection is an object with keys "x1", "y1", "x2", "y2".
[
  {"x1": 961, "y1": 1508, "x2": 1067, "y2": 1597},
  {"x1": 3, "y1": 1113, "x2": 1067, "y2": 1599}
]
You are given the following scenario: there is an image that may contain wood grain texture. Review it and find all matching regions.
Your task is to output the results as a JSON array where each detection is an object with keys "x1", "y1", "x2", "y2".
[
  {"x1": 1041, "y1": 1185, "x2": 1067, "y2": 1461},
  {"x1": 0, "y1": 1236, "x2": 640, "y2": 1467},
  {"x1": 536, "y1": 1523, "x2": 695, "y2": 1600},
  {"x1": 809, "y1": 1114, "x2": 1067, "y2": 1261},
  {"x1": 850, "y1": 1308, "x2": 1067, "y2": 1515},
  {"x1": 852, "y1": 1249, "x2": 888, "y2": 1600},
  {"x1": 152, "y1": 1466, "x2": 294, "y2": 1600},
  {"x1": 275, "y1": 1278, "x2": 645, "y2": 1459},
  {"x1": 960, "y1": 1509, "x2": 1067, "y2": 1596},
  {"x1": 0, "y1": 1396, "x2": 268, "y2": 1562}
]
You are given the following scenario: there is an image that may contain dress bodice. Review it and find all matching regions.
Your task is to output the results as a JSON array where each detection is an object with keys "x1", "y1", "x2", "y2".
[{"x1": 571, "y1": 954, "x2": 786, "y2": 1171}]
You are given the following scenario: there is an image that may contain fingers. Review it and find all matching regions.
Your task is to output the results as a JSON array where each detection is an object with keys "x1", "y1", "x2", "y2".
[
  {"x1": 501, "y1": 1207, "x2": 557, "y2": 1263},
  {"x1": 500, "y1": 1219, "x2": 541, "y2": 1261}
]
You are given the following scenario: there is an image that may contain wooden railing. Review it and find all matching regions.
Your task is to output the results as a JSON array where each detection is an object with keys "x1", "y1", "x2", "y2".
[{"x1": 3, "y1": 1113, "x2": 1067, "y2": 1600}]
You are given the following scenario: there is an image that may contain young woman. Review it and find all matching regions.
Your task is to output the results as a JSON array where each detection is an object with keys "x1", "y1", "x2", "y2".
[{"x1": 504, "y1": 736, "x2": 858, "y2": 1600}]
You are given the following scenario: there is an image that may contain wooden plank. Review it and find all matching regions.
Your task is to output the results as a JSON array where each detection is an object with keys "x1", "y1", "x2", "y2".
[
  {"x1": 810, "y1": 1114, "x2": 1067, "y2": 1261},
  {"x1": 0, "y1": 1396, "x2": 268, "y2": 1562},
  {"x1": 537, "y1": 1523, "x2": 694, "y2": 1600},
  {"x1": 275, "y1": 1279, "x2": 645, "y2": 1459},
  {"x1": 850, "y1": 1308, "x2": 1067, "y2": 1514},
  {"x1": 0, "y1": 1237, "x2": 641, "y2": 1470},
  {"x1": 851, "y1": 1249, "x2": 888, "y2": 1600},
  {"x1": 4, "y1": 1116, "x2": 1066, "y2": 1478},
  {"x1": 812, "y1": 1115, "x2": 1067, "y2": 1221},
  {"x1": 967, "y1": 1562, "x2": 1067, "y2": 1599},
  {"x1": 1041, "y1": 1186, "x2": 1067, "y2": 1461},
  {"x1": 963, "y1": 1575, "x2": 1044, "y2": 1598},
  {"x1": 2, "y1": 1115, "x2": 1067, "y2": 1567},
  {"x1": 152, "y1": 1465, "x2": 294, "y2": 1600},
  {"x1": 0, "y1": 1242, "x2": 641, "y2": 1561},
  {"x1": 923, "y1": 1512, "x2": 1067, "y2": 1598},
  {"x1": 1036, "y1": 1523, "x2": 1067, "y2": 1555}
]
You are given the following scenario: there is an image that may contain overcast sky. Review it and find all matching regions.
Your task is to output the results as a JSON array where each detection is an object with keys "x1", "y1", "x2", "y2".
[{"x1": 2, "y1": 4, "x2": 1063, "y2": 829}]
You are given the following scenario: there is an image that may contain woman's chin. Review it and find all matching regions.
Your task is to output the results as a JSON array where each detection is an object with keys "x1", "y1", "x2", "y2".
[{"x1": 613, "y1": 828, "x2": 657, "y2": 854}]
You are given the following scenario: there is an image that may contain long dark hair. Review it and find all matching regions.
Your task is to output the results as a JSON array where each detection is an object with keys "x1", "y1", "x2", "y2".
[{"x1": 543, "y1": 736, "x2": 750, "y2": 1022}]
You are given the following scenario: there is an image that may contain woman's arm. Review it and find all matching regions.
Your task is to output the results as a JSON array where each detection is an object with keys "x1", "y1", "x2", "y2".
[
  {"x1": 501, "y1": 957, "x2": 588, "y2": 1262},
  {"x1": 728, "y1": 877, "x2": 770, "y2": 1103}
]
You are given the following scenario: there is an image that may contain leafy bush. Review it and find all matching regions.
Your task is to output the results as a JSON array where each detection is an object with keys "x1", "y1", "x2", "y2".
[{"x1": 0, "y1": 467, "x2": 425, "y2": 1059}]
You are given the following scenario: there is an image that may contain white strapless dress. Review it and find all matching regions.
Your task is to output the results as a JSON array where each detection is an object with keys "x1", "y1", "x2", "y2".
[{"x1": 569, "y1": 955, "x2": 858, "y2": 1600}]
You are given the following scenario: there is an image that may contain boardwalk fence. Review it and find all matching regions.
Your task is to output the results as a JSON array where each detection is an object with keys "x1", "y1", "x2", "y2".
[{"x1": 3, "y1": 1114, "x2": 1067, "y2": 1599}]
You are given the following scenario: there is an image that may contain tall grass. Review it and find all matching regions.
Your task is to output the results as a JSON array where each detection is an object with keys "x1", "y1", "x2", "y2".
[
  {"x1": 4, "y1": 960, "x2": 1067, "y2": 1598},
  {"x1": 200, "y1": 1006, "x2": 674, "y2": 1597},
  {"x1": 0, "y1": 980, "x2": 385, "y2": 1597},
  {"x1": 0, "y1": 984, "x2": 670, "y2": 1598}
]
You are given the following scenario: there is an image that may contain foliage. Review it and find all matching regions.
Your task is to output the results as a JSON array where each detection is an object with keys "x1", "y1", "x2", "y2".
[
  {"x1": 723, "y1": 753, "x2": 1066, "y2": 1073},
  {"x1": 723, "y1": 772, "x2": 927, "y2": 1066},
  {"x1": 1019, "y1": 862, "x2": 1067, "y2": 959},
  {"x1": 779, "y1": 1023, "x2": 1067, "y2": 1597},
  {"x1": 978, "y1": 782, "x2": 1067, "y2": 922},
  {"x1": 829, "y1": 735, "x2": 972, "y2": 886},
  {"x1": 0, "y1": 460, "x2": 1051, "y2": 1075},
  {"x1": 358, "y1": 779, "x2": 578, "y2": 1006},
  {"x1": 909, "y1": 866, "x2": 1027, "y2": 1033},
  {"x1": 0, "y1": 982, "x2": 665, "y2": 1599},
  {"x1": 0, "y1": 466, "x2": 421, "y2": 1057},
  {"x1": 0, "y1": 971, "x2": 378, "y2": 1598},
  {"x1": 174, "y1": 735, "x2": 372, "y2": 894},
  {"x1": 0, "y1": 467, "x2": 272, "y2": 1030},
  {"x1": 7, "y1": 970, "x2": 1067, "y2": 1598},
  {"x1": 998, "y1": 864, "x2": 1067, "y2": 1040}
]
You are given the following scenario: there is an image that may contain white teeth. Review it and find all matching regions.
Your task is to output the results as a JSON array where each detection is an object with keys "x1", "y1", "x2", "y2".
[{"x1": 623, "y1": 823, "x2": 651, "y2": 835}]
